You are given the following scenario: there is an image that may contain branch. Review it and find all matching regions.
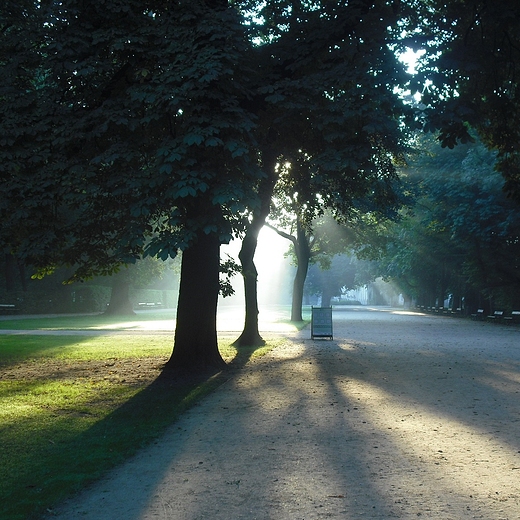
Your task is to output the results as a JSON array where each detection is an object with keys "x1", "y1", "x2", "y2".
[{"x1": 265, "y1": 222, "x2": 296, "y2": 245}]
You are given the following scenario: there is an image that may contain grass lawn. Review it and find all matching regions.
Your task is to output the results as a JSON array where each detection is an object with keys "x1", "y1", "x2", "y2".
[
  {"x1": 0, "y1": 328, "x2": 276, "y2": 520},
  {"x1": 0, "y1": 306, "x2": 311, "y2": 332},
  {"x1": 0, "y1": 312, "x2": 175, "y2": 331}
]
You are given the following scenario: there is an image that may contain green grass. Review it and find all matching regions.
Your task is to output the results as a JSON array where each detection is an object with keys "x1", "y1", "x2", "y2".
[
  {"x1": 0, "y1": 334, "x2": 171, "y2": 361},
  {"x1": 0, "y1": 332, "x2": 277, "y2": 520},
  {"x1": 0, "y1": 312, "x2": 173, "y2": 330},
  {"x1": 0, "y1": 306, "x2": 313, "y2": 331}
]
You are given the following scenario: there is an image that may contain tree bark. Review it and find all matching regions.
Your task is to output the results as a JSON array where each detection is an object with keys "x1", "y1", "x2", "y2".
[
  {"x1": 234, "y1": 231, "x2": 265, "y2": 346},
  {"x1": 105, "y1": 276, "x2": 135, "y2": 315},
  {"x1": 321, "y1": 288, "x2": 333, "y2": 308},
  {"x1": 166, "y1": 231, "x2": 226, "y2": 373},
  {"x1": 290, "y1": 222, "x2": 311, "y2": 322},
  {"x1": 266, "y1": 219, "x2": 312, "y2": 322},
  {"x1": 291, "y1": 257, "x2": 310, "y2": 321},
  {"x1": 234, "y1": 149, "x2": 278, "y2": 347},
  {"x1": 5, "y1": 254, "x2": 16, "y2": 292}
]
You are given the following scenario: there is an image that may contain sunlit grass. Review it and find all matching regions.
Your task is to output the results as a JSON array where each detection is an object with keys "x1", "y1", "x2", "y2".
[
  {"x1": 0, "y1": 333, "x2": 274, "y2": 520},
  {"x1": 0, "y1": 307, "x2": 311, "y2": 332},
  {"x1": 1, "y1": 370, "x2": 151, "y2": 520},
  {"x1": 0, "y1": 335, "x2": 171, "y2": 363},
  {"x1": 0, "y1": 312, "x2": 174, "y2": 331}
]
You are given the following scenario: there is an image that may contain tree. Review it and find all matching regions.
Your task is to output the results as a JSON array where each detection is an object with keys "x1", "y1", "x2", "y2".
[
  {"x1": 267, "y1": 216, "x2": 313, "y2": 322},
  {"x1": 415, "y1": 0, "x2": 520, "y2": 200},
  {"x1": 104, "y1": 257, "x2": 166, "y2": 316},
  {"x1": 374, "y1": 135, "x2": 520, "y2": 312},
  {"x1": 305, "y1": 255, "x2": 358, "y2": 307},
  {"x1": 6, "y1": 0, "x2": 494, "y2": 373},
  {"x1": 268, "y1": 204, "x2": 402, "y2": 321},
  {"x1": 1, "y1": 0, "x2": 262, "y2": 373},
  {"x1": 2, "y1": 254, "x2": 27, "y2": 293},
  {"x1": 233, "y1": 148, "x2": 279, "y2": 347},
  {"x1": 234, "y1": 0, "x2": 412, "y2": 342}
]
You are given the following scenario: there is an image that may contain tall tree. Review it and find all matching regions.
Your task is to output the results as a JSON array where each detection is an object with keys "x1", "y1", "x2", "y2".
[
  {"x1": 5, "y1": 0, "x2": 490, "y2": 372},
  {"x1": 234, "y1": 0, "x2": 412, "y2": 342},
  {"x1": 416, "y1": 0, "x2": 520, "y2": 199},
  {"x1": 305, "y1": 255, "x2": 359, "y2": 307},
  {"x1": 1, "y1": 0, "x2": 261, "y2": 372},
  {"x1": 374, "y1": 135, "x2": 520, "y2": 312}
]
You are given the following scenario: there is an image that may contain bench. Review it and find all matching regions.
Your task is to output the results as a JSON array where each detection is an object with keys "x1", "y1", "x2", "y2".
[
  {"x1": 137, "y1": 302, "x2": 163, "y2": 309},
  {"x1": 471, "y1": 309, "x2": 485, "y2": 320},
  {"x1": 487, "y1": 310, "x2": 504, "y2": 323},
  {"x1": 0, "y1": 303, "x2": 19, "y2": 315},
  {"x1": 503, "y1": 311, "x2": 520, "y2": 325}
]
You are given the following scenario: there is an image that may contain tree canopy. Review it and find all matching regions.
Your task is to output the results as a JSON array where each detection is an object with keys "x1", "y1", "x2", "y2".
[
  {"x1": 415, "y1": 0, "x2": 520, "y2": 199},
  {"x1": 2, "y1": 0, "x2": 520, "y2": 372},
  {"x1": 375, "y1": 135, "x2": 520, "y2": 312},
  {"x1": 1, "y1": 0, "x2": 260, "y2": 274}
]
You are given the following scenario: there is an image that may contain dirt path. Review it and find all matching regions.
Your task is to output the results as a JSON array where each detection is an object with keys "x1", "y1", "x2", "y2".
[{"x1": 45, "y1": 307, "x2": 520, "y2": 519}]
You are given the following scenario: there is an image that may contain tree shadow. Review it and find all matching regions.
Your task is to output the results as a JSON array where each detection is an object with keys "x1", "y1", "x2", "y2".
[
  {"x1": 0, "y1": 335, "x2": 95, "y2": 369},
  {"x1": 27, "y1": 341, "x2": 267, "y2": 519},
  {"x1": 286, "y1": 313, "x2": 520, "y2": 517},
  {"x1": 38, "y1": 311, "x2": 520, "y2": 519}
]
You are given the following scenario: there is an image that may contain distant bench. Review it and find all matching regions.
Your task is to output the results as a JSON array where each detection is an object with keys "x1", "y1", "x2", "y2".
[
  {"x1": 473, "y1": 309, "x2": 520, "y2": 325},
  {"x1": 504, "y1": 311, "x2": 520, "y2": 325},
  {"x1": 486, "y1": 310, "x2": 520, "y2": 324},
  {"x1": 471, "y1": 309, "x2": 485, "y2": 320},
  {"x1": 137, "y1": 302, "x2": 164, "y2": 309},
  {"x1": 487, "y1": 310, "x2": 504, "y2": 323},
  {"x1": 417, "y1": 306, "x2": 462, "y2": 316},
  {"x1": 0, "y1": 303, "x2": 19, "y2": 315}
]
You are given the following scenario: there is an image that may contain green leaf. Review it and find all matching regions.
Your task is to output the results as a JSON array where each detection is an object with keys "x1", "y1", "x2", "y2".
[{"x1": 183, "y1": 133, "x2": 204, "y2": 146}]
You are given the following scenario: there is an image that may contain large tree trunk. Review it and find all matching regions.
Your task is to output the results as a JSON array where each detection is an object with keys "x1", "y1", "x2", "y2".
[
  {"x1": 105, "y1": 276, "x2": 135, "y2": 316},
  {"x1": 166, "y1": 231, "x2": 226, "y2": 373}
]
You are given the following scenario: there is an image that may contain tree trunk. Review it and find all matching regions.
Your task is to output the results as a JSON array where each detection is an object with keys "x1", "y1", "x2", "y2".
[
  {"x1": 5, "y1": 254, "x2": 16, "y2": 292},
  {"x1": 105, "y1": 276, "x2": 135, "y2": 315},
  {"x1": 291, "y1": 259, "x2": 309, "y2": 321},
  {"x1": 267, "y1": 219, "x2": 311, "y2": 322},
  {"x1": 166, "y1": 231, "x2": 226, "y2": 373},
  {"x1": 321, "y1": 288, "x2": 333, "y2": 308},
  {"x1": 234, "y1": 231, "x2": 265, "y2": 346},
  {"x1": 234, "y1": 149, "x2": 278, "y2": 347},
  {"x1": 18, "y1": 261, "x2": 27, "y2": 292},
  {"x1": 290, "y1": 222, "x2": 311, "y2": 322}
]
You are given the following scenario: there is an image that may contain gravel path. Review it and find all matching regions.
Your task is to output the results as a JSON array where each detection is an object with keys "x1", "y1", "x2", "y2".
[{"x1": 45, "y1": 307, "x2": 520, "y2": 519}]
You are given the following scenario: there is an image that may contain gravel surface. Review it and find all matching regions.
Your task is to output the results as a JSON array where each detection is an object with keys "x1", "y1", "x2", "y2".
[{"x1": 45, "y1": 307, "x2": 520, "y2": 519}]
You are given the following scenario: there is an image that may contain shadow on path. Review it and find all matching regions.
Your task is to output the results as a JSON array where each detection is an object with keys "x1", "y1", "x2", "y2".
[{"x1": 45, "y1": 308, "x2": 520, "y2": 520}]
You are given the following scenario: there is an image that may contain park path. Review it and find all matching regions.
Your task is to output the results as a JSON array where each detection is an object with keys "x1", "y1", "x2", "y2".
[{"x1": 46, "y1": 307, "x2": 520, "y2": 519}]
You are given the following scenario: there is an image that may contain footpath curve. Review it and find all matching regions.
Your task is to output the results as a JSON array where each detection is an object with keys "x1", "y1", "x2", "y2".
[{"x1": 45, "y1": 307, "x2": 520, "y2": 519}]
